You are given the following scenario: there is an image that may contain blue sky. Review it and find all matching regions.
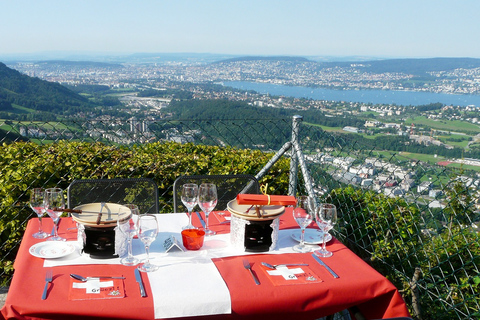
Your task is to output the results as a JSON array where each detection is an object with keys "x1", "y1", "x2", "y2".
[{"x1": 1, "y1": 0, "x2": 479, "y2": 59}]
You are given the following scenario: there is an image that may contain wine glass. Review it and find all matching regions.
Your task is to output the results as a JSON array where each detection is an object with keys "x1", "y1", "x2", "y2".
[
  {"x1": 29, "y1": 188, "x2": 49, "y2": 239},
  {"x1": 44, "y1": 188, "x2": 65, "y2": 241},
  {"x1": 292, "y1": 195, "x2": 314, "y2": 253},
  {"x1": 137, "y1": 214, "x2": 159, "y2": 272},
  {"x1": 118, "y1": 204, "x2": 140, "y2": 266},
  {"x1": 181, "y1": 184, "x2": 198, "y2": 230},
  {"x1": 198, "y1": 183, "x2": 217, "y2": 236},
  {"x1": 314, "y1": 203, "x2": 337, "y2": 258}
]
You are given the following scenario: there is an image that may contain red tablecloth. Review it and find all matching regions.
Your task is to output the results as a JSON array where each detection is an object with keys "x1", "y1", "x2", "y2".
[{"x1": 1, "y1": 210, "x2": 410, "y2": 320}]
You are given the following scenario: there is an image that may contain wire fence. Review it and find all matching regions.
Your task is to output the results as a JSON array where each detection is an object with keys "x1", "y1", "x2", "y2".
[{"x1": 1, "y1": 117, "x2": 479, "y2": 319}]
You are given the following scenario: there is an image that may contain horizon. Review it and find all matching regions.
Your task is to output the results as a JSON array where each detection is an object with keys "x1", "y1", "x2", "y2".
[
  {"x1": 1, "y1": 0, "x2": 479, "y2": 60},
  {"x1": 1, "y1": 52, "x2": 479, "y2": 64}
]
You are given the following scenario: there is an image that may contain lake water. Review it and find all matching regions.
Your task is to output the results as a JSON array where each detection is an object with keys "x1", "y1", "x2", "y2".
[{"x1": 223, "y1": 81, "x2": 480, "y2": 107}]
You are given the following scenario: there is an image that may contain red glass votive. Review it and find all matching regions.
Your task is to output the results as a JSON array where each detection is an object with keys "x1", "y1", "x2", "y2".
[{"x1": 181, "y1": 229, "x2": 205, "y2": 250}]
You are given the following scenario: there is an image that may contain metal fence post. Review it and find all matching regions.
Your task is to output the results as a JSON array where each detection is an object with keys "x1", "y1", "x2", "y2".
[{"x1": 288, "y1": 115, "x2": 302, "y2": 196}]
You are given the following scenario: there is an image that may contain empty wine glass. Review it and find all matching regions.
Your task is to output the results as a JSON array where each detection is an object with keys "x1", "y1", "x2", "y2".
[
  {"x1": 118, "y1": 204, "x2": 140, "y2": 266},
  {"x1": 314, "y1": 203, "x2": 337, "y2": 258},
  {"x1": 198, "y1": 183, "x2": 217, "y2": 236},
  {"x1": 292, "y1": 195, "x2": 314, "y2": 253},
  {"x1": 137, "y1": 214, "x2": 158, "y2": 272},
  {"x1": 29, "y1": 188, "x2": 48, "y2": 239},
  {"x1": 181, "y1": 183, "x2": 198, "y2": 230},
  {"x1": 44, "y1": 188, "x2": 65, "y2": 241}
]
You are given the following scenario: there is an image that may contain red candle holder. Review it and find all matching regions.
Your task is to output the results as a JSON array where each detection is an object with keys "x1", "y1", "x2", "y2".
[{"x1": 181, "y1": 229, "x2": 205, "y2": 250}]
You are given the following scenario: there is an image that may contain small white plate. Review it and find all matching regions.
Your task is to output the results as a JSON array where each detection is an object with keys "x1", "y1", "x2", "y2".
[
  {"x1": 291, "y1": 229, "x2": 332, "y2": 245},
  {"x1": 29, "y1": 241, "x2": 76, "y2": 259}
]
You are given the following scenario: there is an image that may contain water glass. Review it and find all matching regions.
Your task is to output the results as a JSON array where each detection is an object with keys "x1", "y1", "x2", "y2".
[
  {"x1": 29, "y1": 188, "x2": 48, "y2": 239},
  {"x1": 292, "y1": 195, "x2": 314, "y2": 253},
  {"x1": 198, "y1": 183, "x2": 218, "y2": 236},
  {"x1": 44, "y1": 188, "x2": 65, "y2": 241},
  {"x1": 181, "y1": 183, "x2": 198, "y2": 230},
  {"x1": 118, "y1": 204, "x2": 140, "y2": 266},
  {"x1": 138, "y1": 214, "x2": 159, "y2": 272},
  {"x1": 314, "y1": 203, "x2": 337, "y2": 258}
]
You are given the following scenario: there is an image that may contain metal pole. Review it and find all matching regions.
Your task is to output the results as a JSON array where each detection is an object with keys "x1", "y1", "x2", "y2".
[
  {"x1": 288, "y1": 115, "x2": 302, "y2": 196},
  {"x1": 293, "y1": 139, "x2": 316, "y2": 200},
  {"x1": 255, "y1": 141, "x2": 292, "y2": 181}
]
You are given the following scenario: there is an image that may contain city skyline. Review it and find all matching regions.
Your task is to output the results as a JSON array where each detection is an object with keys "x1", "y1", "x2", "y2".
[{"x1": 1, "y1": 0, "x2": 480, "y2": 60}]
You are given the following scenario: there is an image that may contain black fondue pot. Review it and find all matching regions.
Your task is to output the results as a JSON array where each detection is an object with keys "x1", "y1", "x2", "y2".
[{"x1": 71, "y1": 203, "x2": 131, "y2": 259}]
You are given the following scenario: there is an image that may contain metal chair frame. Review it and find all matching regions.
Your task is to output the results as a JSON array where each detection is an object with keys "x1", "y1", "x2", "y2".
[
  {"x1": 67, "y1": 178, "x2": 159, "y2": 214},
  {"x1": 173, "y1": 174, "x2": 260, "y2": 213}
]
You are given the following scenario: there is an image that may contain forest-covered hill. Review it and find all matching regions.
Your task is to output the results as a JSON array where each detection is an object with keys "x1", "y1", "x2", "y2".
[{"x1": 0, "y1": 62, "x2": 94, "y2": 115}]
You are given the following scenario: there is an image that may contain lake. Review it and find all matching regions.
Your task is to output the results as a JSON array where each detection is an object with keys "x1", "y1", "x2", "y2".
[{"x1": 223, "y1": 81, "x2": 480, "y2": 107}]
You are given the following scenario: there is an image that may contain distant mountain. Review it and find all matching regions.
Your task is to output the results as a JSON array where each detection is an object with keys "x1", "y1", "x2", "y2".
[
  {"x1": 0, "y1": 62, "x2": 92, "y2": 114},
  {"x1": 321, "y1": 57, "x2": 480, "y2": 76},
  {"x1": 212, "y1": 56, "x2": 480, "y2": 77},
  {"x1": 36, "y1": 60, "x2": 123, "y2": 68},
  {"x1": 215, "y1": 56, "x2": 312, "y2": 64}
]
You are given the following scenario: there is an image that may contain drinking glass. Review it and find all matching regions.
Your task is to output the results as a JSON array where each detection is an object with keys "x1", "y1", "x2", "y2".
[
  {"x1": 137, "y1": 214, "x2": 159, "y2": 272},
  {"x1": 29, "y1": 188, "x2": 48, "y2": 239},
  {"x1": 181, "y1": 183, "x2": 198, "y2": 230},
  {"x1": 198, "y1": 183, "x2": 217, "y2": 236},
  {"x1": 314, "y1": 203, "x2": 337, "y2": 258},
  {"x1": 292, "y1": 195, "x2": 314, "y2": 253},
  {"x1": 44, "y1": 188, "x2": 65, "y2": 241},
  {"x1": 118, "y1": 204, "x2": 140, "y2": 266}
]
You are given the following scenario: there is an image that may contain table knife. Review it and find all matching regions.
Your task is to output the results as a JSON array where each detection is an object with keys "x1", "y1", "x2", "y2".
[
  {"x1": 195, "y1": 211, "x2": 206, "y2": 228},
  {"x1": 312, "y1": 254, "x2": 339, "y2": 278},
  {"x1": 134, "y1": 268, "x2": 146, "y2": 297}
]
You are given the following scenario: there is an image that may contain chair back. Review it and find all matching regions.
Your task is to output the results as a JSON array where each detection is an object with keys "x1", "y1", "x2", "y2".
[
  {"x1": 173, "y1": 174, "x2": 260, "y2": 213},
  {"x1": 67, "y1": 178, "x2": 159, "y2": 214}
]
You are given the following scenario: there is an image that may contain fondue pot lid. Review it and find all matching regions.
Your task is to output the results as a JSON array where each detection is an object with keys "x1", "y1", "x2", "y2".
[
  {"x1": 227, "y1": 199, "x2": 285, "y2": 221},
  {"x1": 71, "y1": 203, "x2": 131, "y2": 228}
]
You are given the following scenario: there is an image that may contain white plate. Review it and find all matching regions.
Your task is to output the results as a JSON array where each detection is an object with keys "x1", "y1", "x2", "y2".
[
  {"x1": 227, "y1": 199, "x2": 285, "y2": 221},
  {"x1": 291, "y1": 229, "x2": 333, "y2": 245},
  {"x1": 29, "y1": 241, "x2": 76, "y2": 259}
]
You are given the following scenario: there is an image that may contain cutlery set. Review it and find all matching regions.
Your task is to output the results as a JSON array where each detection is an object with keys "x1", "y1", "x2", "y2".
[
  {"x1": 41, "y1": 269, "x2": 144, "y2": 299},
  {"x1": 242, "y1": 255, "x2": 339, "y2": 285}
]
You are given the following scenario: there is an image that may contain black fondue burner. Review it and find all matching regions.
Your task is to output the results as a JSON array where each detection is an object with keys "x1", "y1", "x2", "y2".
[
  {"x1": 228, "y1": 200, "x2": 285, "y2": 252},
  {"x1": 83, "y1": 226, "x2": 118, "y2": 259},
  {"x1": 71, "y1": 202, "x2": 131, "y2": 259},
  {"x1": 244, "y1": 220, "x2": 273, "y2": 252}
]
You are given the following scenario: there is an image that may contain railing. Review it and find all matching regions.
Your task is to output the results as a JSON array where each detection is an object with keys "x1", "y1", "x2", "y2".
[{"x1": 1, "y1": 116, "x2": 479, "y2": 319}]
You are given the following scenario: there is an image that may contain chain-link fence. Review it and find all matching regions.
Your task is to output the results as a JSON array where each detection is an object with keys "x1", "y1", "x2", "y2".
[{"x1": 1, "y1": 116, "x2": 479, "y2": 319}]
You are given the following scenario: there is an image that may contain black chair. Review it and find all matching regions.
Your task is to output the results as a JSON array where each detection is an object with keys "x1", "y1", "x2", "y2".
[
  {"x1": 173, "y1": 174, "x2": 260, "y2": 213},
  {"x1": 67, "y1": 178, "x2": 159, "y2": 214}
]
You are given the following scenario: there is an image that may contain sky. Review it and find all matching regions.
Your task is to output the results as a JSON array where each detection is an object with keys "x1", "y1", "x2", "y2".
[{"x1": 1, "y1": 0, "x2": 480, "y2": 59}]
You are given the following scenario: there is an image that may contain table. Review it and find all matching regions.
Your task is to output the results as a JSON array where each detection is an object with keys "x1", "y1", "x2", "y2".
[{"x1": 1, "y1": 209, "x2": 410, "y2": 320}]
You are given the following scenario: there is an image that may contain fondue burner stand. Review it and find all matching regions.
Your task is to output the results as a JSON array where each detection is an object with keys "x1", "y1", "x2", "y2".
[
  {"x1": 82, "y1": 226, "x2": 118, "y2": 259},
  {"x1": 230, "y1": 214, "x2": 280, "y2": 252},
  {"x1": 72, "y1": 202, "x2": 131, "y2": 259}
]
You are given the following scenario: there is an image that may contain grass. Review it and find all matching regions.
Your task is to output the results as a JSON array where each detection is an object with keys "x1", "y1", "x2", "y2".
[{"x1": 405, "y1": 116, "x2": 480, "y2": 134}]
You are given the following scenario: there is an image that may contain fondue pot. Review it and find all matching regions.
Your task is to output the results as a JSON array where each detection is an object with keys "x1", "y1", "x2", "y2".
[
  {"x1": 71, "y1": 203, "x2": 131, "y2": 259},
  {"x1": 227, "y1": 200, "x2": 284, "y2": 252}
]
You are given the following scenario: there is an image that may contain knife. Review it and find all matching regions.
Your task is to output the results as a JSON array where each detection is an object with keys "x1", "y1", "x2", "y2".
[
  {"x1": 195, "y1": 211, "x2": 206, "y2": 228},
  {"x1": 312, "y1": 254, "x2": 339, "y2": 278},
  {"x1": 134, "y1": 268, "x2": 146, "y2": 297}
]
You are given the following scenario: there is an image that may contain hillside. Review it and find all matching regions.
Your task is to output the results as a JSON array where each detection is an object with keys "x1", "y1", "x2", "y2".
[
  {"x1": 213, "y1": 56, "x2": 480, "y2": 77},
  {"x1": 0, "y1": 62, "x2": 93, "y2": 115}
]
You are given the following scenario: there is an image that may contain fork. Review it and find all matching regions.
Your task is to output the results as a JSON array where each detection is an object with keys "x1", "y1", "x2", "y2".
[
  {"x1": 242, "y1": 258, "x2": 260, "y2": 285},
  {"x1": 42, "y1": 270, "x2": 52, "y2": 300}
]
